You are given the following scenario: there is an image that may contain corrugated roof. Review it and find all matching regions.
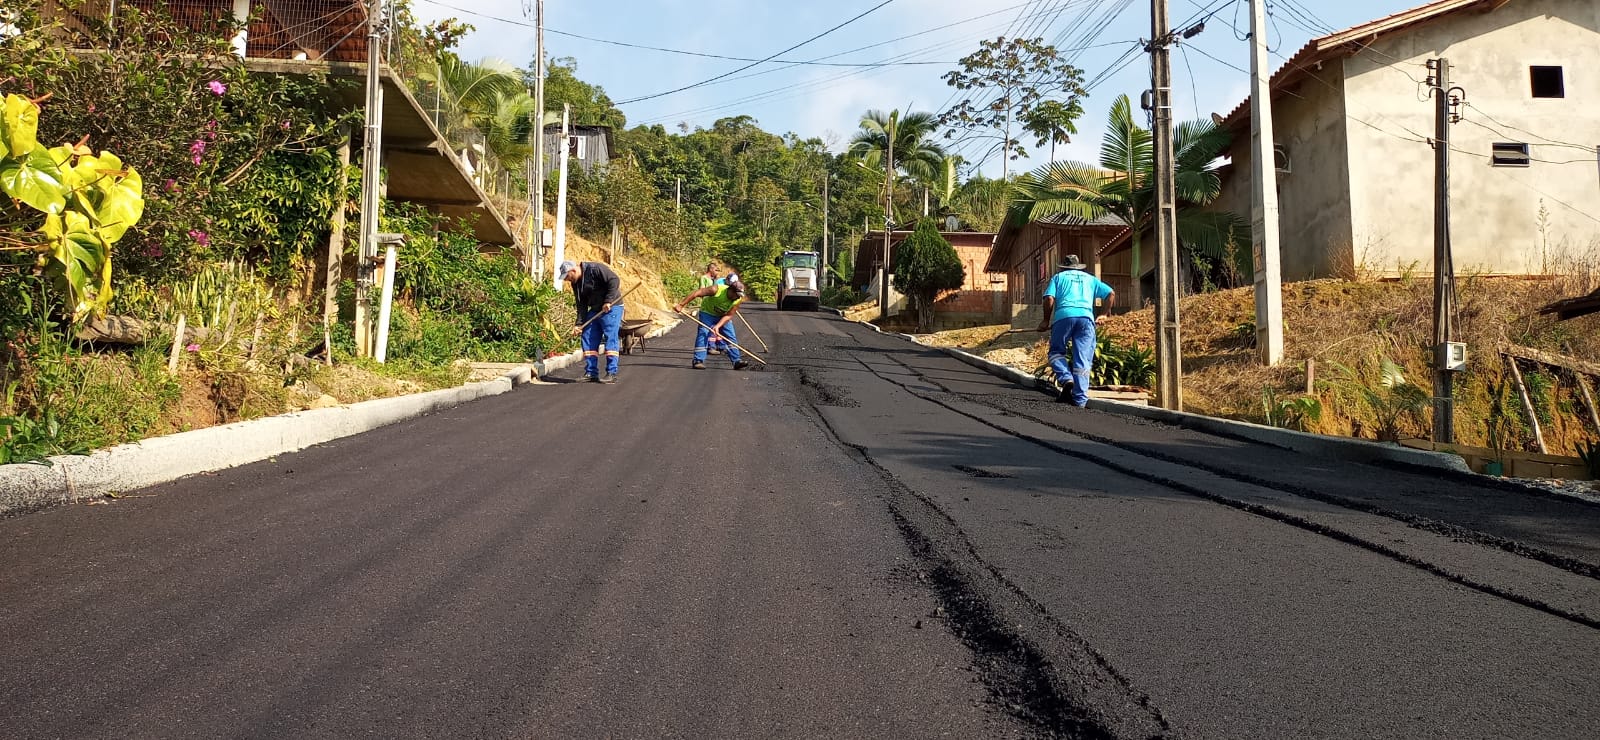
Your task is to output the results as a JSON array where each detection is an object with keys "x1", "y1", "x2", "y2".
[{"x1": 1218, "y1": 0, "x2": 1510, "y2": 131}]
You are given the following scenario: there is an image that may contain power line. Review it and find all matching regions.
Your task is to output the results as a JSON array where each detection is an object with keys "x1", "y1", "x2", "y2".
[
  {"x1": 415, "y1": 0, "x2": 1024, "y2": 67},
  {"x1": 636, "y1": 12, "x2": 1090, "y2": 127},
  {"x1": 613, "y1": 0, "x2": 900, "y2": 105},
  {"x1": 1461, "y1": 101, "x2": 1599, "y2": 152}
]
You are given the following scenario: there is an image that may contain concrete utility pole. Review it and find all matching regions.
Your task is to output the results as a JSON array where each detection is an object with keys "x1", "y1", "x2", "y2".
[
  {"x1": 879, "y1": 129, "x2": 894, "y2": 321},
  {"x1": 1248, "y1": 0, "x2": 1284, "y2": 366},
  {"x1": 552, "y1": 103, "x2": 571, "y2": 289},
  {"x1": 1149, "y1": 0, "x2": 1183, "y2": 410},
  {"x1": 355, "y1": 0, "x2": 388, "y2": 357},
  {"x1": 822, "y1": 175, "x2": 830, "y2": 289},
  {"x1": 1428, "y1": 58, "x2": 1462, "y2": 443},
  {"x1": 530, "y1": 0, "x2": 546, "y2": 281}
]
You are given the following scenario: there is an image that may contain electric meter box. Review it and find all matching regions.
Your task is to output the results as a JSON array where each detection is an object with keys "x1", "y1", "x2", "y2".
[{"x1": 1437, "y1": 342, "x2": 1468, "y2": 371}]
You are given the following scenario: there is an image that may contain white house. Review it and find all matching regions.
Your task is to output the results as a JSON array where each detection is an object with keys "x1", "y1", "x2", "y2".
[{"x1": 1212, "y1": 0, "x2": 1600, "y2": 279}]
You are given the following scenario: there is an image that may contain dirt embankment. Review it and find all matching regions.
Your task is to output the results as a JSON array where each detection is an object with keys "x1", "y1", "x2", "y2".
[{"x1": 935, "y1": 277, "x2": 1600, "y2": 455}]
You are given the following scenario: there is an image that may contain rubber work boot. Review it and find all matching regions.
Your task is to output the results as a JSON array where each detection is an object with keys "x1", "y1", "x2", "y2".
[
  {"x1": 1055, "y1": 378, "x2": 1072, "y2": 403},
  {"x1": 733, "y1": 361, "x2": 750, "y2": 371},
  {"x1": 599, "y1": 375, "x2": 617, "y2": 384},
  {"x1": 585, "y1": 374, "x2": 601, "y2": 383},
  {"x1": 692, "y1": 360, "x2": 706, "y2": 370}
]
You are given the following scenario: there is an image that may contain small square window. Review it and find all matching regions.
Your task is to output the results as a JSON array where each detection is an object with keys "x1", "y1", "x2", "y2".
[
  {"x1": 1531, "y1": 66, "x2": 1565, "y2": 98},
  {"x1": 1491, "y1": 142, "x2": 1530, "y2": 167}
]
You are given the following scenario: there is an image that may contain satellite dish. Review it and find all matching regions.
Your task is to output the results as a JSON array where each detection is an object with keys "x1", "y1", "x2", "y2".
[{"x1": 944, "y1": 215, "x2": 960, "y2": 231}]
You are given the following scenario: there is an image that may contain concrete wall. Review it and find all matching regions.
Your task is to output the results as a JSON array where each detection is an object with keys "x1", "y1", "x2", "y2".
[
  {"x1": 1343, "y1": 0, "x2": 1600, "y2": 276},
  {"x1": 1212, "y1": 64, "x2": 1355, "y2": 280}
]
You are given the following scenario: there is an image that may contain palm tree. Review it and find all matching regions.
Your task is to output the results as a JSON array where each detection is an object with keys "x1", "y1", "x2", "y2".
[
  {"x1": 417, "y1": 55, "x2": 524, "y2": 140},
  {"x1": 1008, "y1": 94, "x2": 1245, "y2": 308},
  {"x1": 848, "y1": 109, "x2": 947, "y2": 219}
]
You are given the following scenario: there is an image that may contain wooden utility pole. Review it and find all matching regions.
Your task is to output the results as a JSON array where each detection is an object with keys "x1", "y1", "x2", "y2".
[
  {"x1": 552, "y1": 103, "x2": 571, "y2": 289},
  {"x1": 1248, "y1": 0, "x2": 1284, "y2": 366},
  {"x1": 355, "y1": 0, "x2": 387, "y2": 357},
  {"x1": 530, "y1": 0, "x2": 546, "y2": 281},
  {"x1": 879, "y1": 125, "x2": 894, "y2": 322},
  {"x1": 1150, "y1": 0, "x2": 1183, "y2": 410},
  {"x1": 323, "y1": 125, "x2": 351, "y2": 330},
  {"x1": 1428, "y1": 58, "x2": 1459, "y2": 443}
]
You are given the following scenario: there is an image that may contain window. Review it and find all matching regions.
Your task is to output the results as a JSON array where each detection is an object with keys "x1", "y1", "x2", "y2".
[
  {"x1": 1530, "y1": 66, "x2": 1565, "y2": 98},
  {"x1": 1273, "y1": 144, "x2": 1292, "y2": 174},
  {"x1": 1491, "y1": 142, "x2": 1530, "y2": 167}
]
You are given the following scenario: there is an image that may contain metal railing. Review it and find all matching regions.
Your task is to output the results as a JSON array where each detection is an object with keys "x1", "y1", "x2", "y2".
[{"x1": 389, "y1": 56, "x2": 530, "y2": 207}]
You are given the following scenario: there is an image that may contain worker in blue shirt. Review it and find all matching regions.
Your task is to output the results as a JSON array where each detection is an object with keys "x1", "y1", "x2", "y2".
[{"x1": 1036, "y1": 254, "x2": 1116, "y2": 407}]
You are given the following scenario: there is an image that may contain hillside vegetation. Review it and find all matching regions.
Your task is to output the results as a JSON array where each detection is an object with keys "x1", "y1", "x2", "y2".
[{"x1": 947, "y1": 275, "x2": 1600, "y2": 456}]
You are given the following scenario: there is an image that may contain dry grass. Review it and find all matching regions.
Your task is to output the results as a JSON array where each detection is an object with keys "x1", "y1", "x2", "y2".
[{"x1": 935, "y1": 277, "x2": 1600, "y2": 455}]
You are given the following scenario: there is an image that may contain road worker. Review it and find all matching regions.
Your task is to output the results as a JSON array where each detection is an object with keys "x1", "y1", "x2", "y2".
[
  {"x1": 697, "y1": 261, "x2": 728, "y2": 354},
  {"x1": 1036, "y1": 254, "x2": 1116, "y2": 407},
  {"x1": 561, "y1": 259, "x2": 624, "y2": 383},
  {"x1": 673, "y1": 279, "x2": 751, "y2": 371}
]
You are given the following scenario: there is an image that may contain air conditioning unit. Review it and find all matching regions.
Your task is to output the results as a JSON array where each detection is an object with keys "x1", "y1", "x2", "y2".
[{"x1": 1273, "y1": 144, "x2": 1291, "y2": 174}]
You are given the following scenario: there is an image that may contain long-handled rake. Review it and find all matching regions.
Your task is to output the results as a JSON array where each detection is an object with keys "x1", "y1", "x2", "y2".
[{"x1": 674, "y1": 308, "x2": 768, "y2": 365}]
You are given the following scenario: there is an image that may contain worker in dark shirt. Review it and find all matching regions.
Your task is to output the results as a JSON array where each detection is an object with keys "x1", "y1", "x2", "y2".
[{"x1": 560, "y1": 260, "x2": 624, "y2": 383}]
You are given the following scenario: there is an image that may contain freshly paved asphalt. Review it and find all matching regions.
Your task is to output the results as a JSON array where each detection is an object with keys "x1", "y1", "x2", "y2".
[{"x1": 4, "y1": 305, "x2": 1599, "y2": 738}]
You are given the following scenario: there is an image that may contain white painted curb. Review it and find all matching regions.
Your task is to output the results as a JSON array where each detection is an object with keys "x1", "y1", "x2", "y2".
[
  {"x1": 0, "y1": 366, "x2": 534, "y2": 516},
  {"x1": 848, "y1": 317, "x2": 1473, "y2": 476}
]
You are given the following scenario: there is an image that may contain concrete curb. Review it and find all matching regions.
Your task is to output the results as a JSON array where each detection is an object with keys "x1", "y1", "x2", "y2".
[
  {"x1": 0, "y1": 366, "x2": 535, "y2": 517},
  {"x1": 849, "y1": 318, "x2": 1473, "y2": 476}
]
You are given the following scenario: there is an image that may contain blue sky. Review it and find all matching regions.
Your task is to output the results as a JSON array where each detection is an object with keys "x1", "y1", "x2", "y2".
[{"x1": 411, "y1": 0, "x2": 1423, "y2": 176}]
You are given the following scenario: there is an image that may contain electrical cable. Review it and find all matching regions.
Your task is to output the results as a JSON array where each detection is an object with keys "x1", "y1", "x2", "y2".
[{"x1": 614, "y1": 0, "x2": 900, "y2": 105}]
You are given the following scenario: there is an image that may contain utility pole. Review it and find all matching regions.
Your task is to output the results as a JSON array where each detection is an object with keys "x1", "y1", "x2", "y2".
[
  {"x1": 879, "y1": 129, "x2": 894, "y2": 322},
  {"x1": 1248, "y1": 0, "x2": 1284, "y2": 366},
  {"x1": 675, "y1": 176, "x2": 682, "y2": 214},
  {"x1": 1428, "y1": 58, "x2": 1462, "y2": 443},
  {"x1": 1149, "y1": 0, "x2": 1183, "y2": 410},
  {"x1": 530, "y1": 0, "x2": 546, "y2": 281},
  {"x1": 355, "y1": 0, "x2": 388, "y2": 358},
  {"x1": 552, "y1": 103, "x2": 571, "y2": 289}
]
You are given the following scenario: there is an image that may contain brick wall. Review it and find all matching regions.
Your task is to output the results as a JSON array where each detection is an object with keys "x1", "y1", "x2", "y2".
[{"x1": 931, "y1": 243, "x2": 1006, "y2": 326}]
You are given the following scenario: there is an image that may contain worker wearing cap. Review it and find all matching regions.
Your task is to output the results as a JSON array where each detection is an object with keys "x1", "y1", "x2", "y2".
[
  {"x1": 1036, "y1": 254, "x2": 1115, "y2": 407},
  {"x1": 561, "y1": 260, "x2": 624, "y2": 383},
  {"x1": 673, "y1": 280, "x2": 750, "y2": 371}
]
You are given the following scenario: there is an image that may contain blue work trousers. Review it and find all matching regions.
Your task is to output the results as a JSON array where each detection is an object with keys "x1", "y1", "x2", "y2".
[
  {"x1": 580, "y1": 304, "x2": 624, "y2": 377},
  {"x1": 1048, "y1": 316, "x2": 1096, "y2": 407},
  {"x1": 693, "y1": 311, "x2": 742, "y2": 363}
]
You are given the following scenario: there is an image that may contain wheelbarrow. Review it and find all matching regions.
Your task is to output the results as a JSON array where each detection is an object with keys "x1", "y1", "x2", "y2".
[{"x1": 620, "y1": 319, "x2": 655, "y2": 354}]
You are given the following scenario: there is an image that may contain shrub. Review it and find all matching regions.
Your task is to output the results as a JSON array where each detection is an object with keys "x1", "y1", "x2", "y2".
[{"x1": 893, "y1": 219, "x2": 965, "y2": 332}]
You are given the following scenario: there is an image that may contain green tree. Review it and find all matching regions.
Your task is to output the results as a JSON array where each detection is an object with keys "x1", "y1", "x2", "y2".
[
  {"x1": 1019, "y1": 99, "x2": 1081, "y2": 161},
  {"x1": 534, "y1": 57, "x2": 626, "y2": 129},
  {"x1": 1008, "y1": 95, "x2": 1245, "y2": 307},
  {"x1": 893, "y1": 219, "x2": 965, "y2": 332},
  {"x1": 939, "y1": 36, "x2": 1086, "y2": 178}
]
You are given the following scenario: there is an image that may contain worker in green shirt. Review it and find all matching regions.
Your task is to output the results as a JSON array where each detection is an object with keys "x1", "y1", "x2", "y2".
[{"x1": 673, "y1": 279, "x2": 750, "y2": 370}]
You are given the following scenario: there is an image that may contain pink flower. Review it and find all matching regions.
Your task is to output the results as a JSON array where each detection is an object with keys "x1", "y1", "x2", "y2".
[
  {"x1": 187, "y1": 229, "x2": 210, "y2": 247},
  {"x1": 205, "y1": 120, "x2": 219, "y2": 141},
  {"x1": 280, "y1": 120, "x2": 291, "y2": 130},
  {"x1": 163, "y1": 178, "x2": 178, "y2": 193},
  {"x1": 141, "y1": 245, "x2": 164, "y2": 258},
  {"x1": 189, "y1": 139, "x2": 206, "y2": 165},
  {"x1": 207, "y1": 80, "x2": 226, "y2": 96},
  {"x1": 186, "y1": 343, "x2": 200, "y2": 352}
]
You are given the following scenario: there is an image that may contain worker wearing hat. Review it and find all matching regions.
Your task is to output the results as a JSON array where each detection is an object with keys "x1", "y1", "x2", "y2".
[
  {"x1": 673, "y1": 279, "x2": 750, "y2": 371},
  {"x1": 561, "y1": 260, "x2": 625, "y2": 383},
  {"x1": 1036, "y1": 254, "x2": 1115, "y2": 406}
]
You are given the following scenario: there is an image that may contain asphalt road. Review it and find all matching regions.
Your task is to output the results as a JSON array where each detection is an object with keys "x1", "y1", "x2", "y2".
[{"x1": 4, "y1": 305, "x2": 1599, "y2": 739}]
